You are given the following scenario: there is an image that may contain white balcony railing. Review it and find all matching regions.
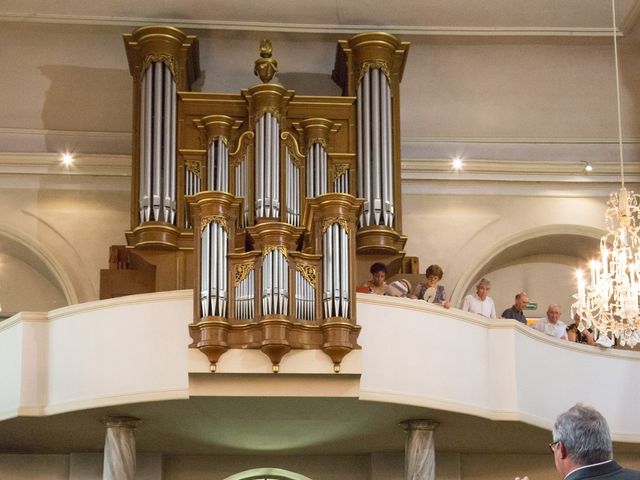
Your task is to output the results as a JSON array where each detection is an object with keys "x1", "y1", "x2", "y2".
[{"x1": 1, "y1": 291, "x2": 639, "y2": 442}]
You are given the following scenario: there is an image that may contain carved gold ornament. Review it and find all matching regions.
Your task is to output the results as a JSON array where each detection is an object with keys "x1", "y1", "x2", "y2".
[
  {"x1": 322, "y1": 217, "x2": 350, "y2": 234},
  {"x1": 209, "y1": 135, "x2": 229, "y2": 146},
  {"x1": 255, "y1": 106, "x2": 282, "y2": 123},
  {"x1": 296, "y1": 263, "x2": 317, "y2": 289},
  {"x1": 333, "y1": 163, "x2": 349, "y2": 179},
  {"x1": 186, "y1": 160, "x2": 202, "y2": 176},
  {"x1": 308, "y1": 138, "x2": 328, "y2": 150},
  {"x1": 262, "y1": 245, "x2": 288, "y2": 258},
  {"x1": 254, "y1": 39, "x2": 278, "y2": 83},
  {"x1": 358, "y1": 60, "x2": 391, "y2": 84},
  {"x1": 200, "y1": 215, "x2": 228, "y2": 233},
  {"x1": 141, "y1": 53, "x2": 178, "y2": 80},
  {"x1": 234, "y1": 262, "x2": 255, "y2": 286}
]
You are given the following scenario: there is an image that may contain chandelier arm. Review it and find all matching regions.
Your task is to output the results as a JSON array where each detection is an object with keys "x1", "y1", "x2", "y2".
[{"x1": 612, "y1": 0, "x2": 625, "y2": 187}]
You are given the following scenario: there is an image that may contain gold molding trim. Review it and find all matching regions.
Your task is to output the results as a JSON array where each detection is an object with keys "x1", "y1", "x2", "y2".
[
  {"x1": 358, "y1": 60, "x2": 391, "y2": 84},
  {"x1": 200, "y1": 215, "x2": 228, "y2": 233},
  {"x1": 333, "y1": 163, "x2": 349, "y2": 179},
  {"x1": 234, "y1": 262, "x2": 256, "y2": 286},
  {"x1": 262, "y1": 245, "x2": 288, "y2": 258},
  {"x1": 142, "y1": 53, "x2": 177, "y2": 80},
  {"x1": 281, "y1": 131, "x2": 305, "y2": 167},
  {"x1": 322, "y1": 217, "x2": 350, "y2": 234},
  {"x1": 296, "y1": 263, "x2": 317, "y2": 289}
]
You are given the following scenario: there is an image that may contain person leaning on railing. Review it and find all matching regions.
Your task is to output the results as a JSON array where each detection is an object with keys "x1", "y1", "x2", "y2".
[
  {"x1": 358, "y1": 262, "x2": 388, "y2": 295},
  {"x1": 408, "y1": 264, "x2": 450, "y2": 309}
]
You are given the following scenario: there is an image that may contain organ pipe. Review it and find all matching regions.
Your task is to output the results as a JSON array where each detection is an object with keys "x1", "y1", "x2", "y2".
[
  {"x1": 322, "y1": 221, "x2": 350, "y2": 319},
  {"x1": 138, "y1": 61, "x2": 177, "y2": 225},
  {"x1": 200, "y1": 220, "x2": 228, "y2": 318}
]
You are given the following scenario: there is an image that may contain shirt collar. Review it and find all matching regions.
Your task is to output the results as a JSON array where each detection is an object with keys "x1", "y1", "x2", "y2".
[{"x1": 564, "y1": 460, "x2": 613, "y2": 479}]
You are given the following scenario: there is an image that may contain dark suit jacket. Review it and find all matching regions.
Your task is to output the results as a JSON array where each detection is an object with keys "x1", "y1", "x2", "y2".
[{"x1": 566, "y1": 461, "x2": 640, "y2": 480}]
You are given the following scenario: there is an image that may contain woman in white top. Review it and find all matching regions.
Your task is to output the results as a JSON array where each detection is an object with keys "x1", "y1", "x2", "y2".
[{"x1": 462, "y1": 278, "x2": 497, "y2": 319}]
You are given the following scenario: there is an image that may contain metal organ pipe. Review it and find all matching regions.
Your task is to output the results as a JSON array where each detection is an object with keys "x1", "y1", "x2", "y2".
[
  {"x1": 272, "y1": 115, "x2": 280, "y2": 218},
  {"x1": 284, "y1": 146, "x2": 301, "y2": 227},
  {"x1": 264, "y1": 114, "x2": 272, "y2": 217},
  {"x1": 256, "y1": 116, "x2": 264, "y2": 218},
  {"x1": 322, "y1": 222, "x2": 350, "y2": 319},
  {"x1": 255, "y1": 113, "x2": 281, "y2": 221},
  {"x1": 357, "y1": 68, "x2": 394, "y2": 228},
  {"x1": 306, "y1": 141, "x2": 328, "y2": 198},
  {"x1": 207, "y1": 139, "x2": 229, "y2": 192},
  {"x1": 260, "y1": 249, "x2": 289, "y2": 316},
  {"x1": 138, "y1": 61, "x2": 177, "y2": 225},
  {"x1": 200, "y1": 221, "x2": 229, "y2": 319}
]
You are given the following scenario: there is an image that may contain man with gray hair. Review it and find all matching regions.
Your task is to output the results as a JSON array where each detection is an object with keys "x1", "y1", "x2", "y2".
[
  {"x1": 461, "y1": 277, "x2": 496, "y2": 319},
  {"x1": 515, "y1": 404, "x2": 640, "y2": 479}
]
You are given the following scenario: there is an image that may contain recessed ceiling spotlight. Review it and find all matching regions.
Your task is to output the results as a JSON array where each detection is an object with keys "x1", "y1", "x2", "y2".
[
  {"x1": 451, "y1": 157, "x2": 463, "y2": 170},
  {"x1": 60, "y1": 152, "x2": 74, "y2": 166}
]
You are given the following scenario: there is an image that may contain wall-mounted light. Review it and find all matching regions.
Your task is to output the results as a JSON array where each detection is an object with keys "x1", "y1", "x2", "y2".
[
  {"x1": 60, "y1": 152, "x2": 74, "y2": 166},
  {"x1": 451, "y1": 157, "x2": 463, "y2": 171},
  {"x1": 582, "y1": 161, "x2": 593, "y2": 173}
]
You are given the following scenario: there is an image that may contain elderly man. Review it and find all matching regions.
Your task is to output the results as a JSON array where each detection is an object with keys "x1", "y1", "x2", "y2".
[
  {"x1": 461, "y1": 278, "x2": 496, "y2": 319},
  {"x1": 502, "y1": 291, "x2": 529, "y2": 325},
  {"x1": 532, "y1": 304, "x2": 567, "y2": 340},
  {"x1": 515, "y1": 404, "x2": 640, "y2": 480}
]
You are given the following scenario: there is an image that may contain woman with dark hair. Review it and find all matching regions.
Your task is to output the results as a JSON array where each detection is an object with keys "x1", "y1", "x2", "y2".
[
  {"x1": 360, "y1": 262, "x2": 388, "y2": 295},
  {"x1": 409, "y1": 264, "x2": 450, "y2": 308}
]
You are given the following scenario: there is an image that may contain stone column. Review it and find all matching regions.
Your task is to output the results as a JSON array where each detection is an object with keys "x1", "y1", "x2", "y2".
[
  {"x1": 399, "y1": 419, "x2": 439, "y2": 480},
  {"x1": 102, "y1": 416, "x2": 141, "y2": 480}
]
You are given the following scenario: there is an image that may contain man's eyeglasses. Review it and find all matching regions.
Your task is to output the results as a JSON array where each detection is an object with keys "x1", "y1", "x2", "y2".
[{"x1": 548, "y1": 440, "x2": 560, "y2": 453}]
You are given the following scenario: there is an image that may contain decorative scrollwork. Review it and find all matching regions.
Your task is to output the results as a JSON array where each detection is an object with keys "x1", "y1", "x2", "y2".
[
  {"x1": 262, "y1": 245, "x2": 288, "y2": 258},
  {"x1": 281, "y1": 131, "x2": 305, "y2": 167},
  {"x1": 358, "y1": 60, "x2": 391, "y2": 84},
  {"x1": 234, "y1": 262, "x2": 256, "y2": 286},
  {"x1": 229, "y1": 130, "x2": 254, "y2": 166},
  {"x1": 200, "y1": 215, "x2": 228, "y2": 233},
  {"x1": 322, "y1": 217, "x2": 350, "y2": 234},
  {"x1": 296, "y1": 263, "x2": 317, "y2": 289},
  {"x1": 141, "y1": 53, "x2": 178, "y2": 80},
  {"x1": 333, "y1": 163, "x2": 349, "y2": 179}
]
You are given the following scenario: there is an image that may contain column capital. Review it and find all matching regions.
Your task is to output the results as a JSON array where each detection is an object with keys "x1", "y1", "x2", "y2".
[
  {"x1": 101, "y1": 416, "x2": 142, "y2": 429},
  {"x1": 399, "y1": 419, "x2": 439, "y2": 432}
]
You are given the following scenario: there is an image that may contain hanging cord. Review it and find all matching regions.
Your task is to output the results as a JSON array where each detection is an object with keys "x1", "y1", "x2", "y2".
[{"x1": 612, "y1": 0, "x2": 625, "y2": 187}]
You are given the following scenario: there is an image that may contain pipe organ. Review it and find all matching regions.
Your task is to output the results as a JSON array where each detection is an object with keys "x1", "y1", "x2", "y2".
[
  {"x1": 334, "y1": 32, "x2": 410, "y2": 253},
  {"x1": 116, "y1": 26, "x2": 411, "y2": 371}
]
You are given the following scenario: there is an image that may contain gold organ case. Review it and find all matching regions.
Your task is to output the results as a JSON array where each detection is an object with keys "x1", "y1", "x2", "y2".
[{"x1": 102, "y1": 26, "x2": 412, "y2": 372}]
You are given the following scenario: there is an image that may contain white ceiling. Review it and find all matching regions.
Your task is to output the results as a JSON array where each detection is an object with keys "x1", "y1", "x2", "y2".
[{"x1": 2, "y1": 0, "x2": 640, "y2": 35}]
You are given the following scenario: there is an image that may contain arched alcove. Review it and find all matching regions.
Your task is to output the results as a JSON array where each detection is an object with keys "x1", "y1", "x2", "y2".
[
  {"x1": 223, "y1": 468, "x2": 313, "y2": 480},
  {"x1": 450, "y1": 225, "x2": 602, "y2": 318},
  {"x1": 0, "y1": 228, "x2": 75, "y2": 316}
]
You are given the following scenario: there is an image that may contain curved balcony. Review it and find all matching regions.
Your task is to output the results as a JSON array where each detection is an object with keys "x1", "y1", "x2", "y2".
[{"x1": 1, "y1": 291, "x2": 639, "y2": 444}]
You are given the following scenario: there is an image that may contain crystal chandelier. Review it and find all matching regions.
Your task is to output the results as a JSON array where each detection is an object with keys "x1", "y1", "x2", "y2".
[{"x1": 572, "y1": 0, "x2": 640, "y2": 347}]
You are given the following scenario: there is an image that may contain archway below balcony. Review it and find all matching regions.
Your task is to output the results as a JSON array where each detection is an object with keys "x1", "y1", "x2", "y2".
[
  {"x1": 0, "y1": 227, "x2": 73, "y2": 317},
  {"x1": 223, "y1": 468, "x2": 313, "y2": 480},
  {"x1": 449, "y1": 224, "x2": 602, "y2": 319}
]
